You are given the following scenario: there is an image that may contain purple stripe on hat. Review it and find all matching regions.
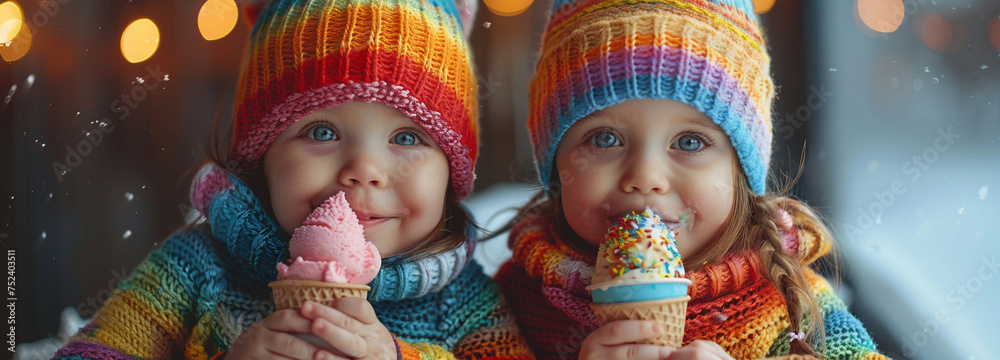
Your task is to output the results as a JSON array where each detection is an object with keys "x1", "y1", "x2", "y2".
[
  {"x1": 53, "y1": 340, "x2": 138, "y2": 360},
  {"x1": 539, "y1": 44, "x2": 767, "y2": 149}
]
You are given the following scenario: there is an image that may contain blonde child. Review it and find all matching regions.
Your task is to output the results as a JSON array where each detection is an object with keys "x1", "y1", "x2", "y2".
[
  {"x1": 494, "y1": 0, "x2": 891, "y2": 359},
  {"x1": 53, "y1": 0, "x2": 532, "y2": 359}
]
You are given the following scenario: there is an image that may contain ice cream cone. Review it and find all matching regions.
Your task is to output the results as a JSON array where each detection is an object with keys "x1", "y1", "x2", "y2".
[
  {"x1": 590, "y1": 296, "x2": 690, "y2": 348},
  {"x1": 269, "y1": 280, "x2": 370, "y2": 310}
]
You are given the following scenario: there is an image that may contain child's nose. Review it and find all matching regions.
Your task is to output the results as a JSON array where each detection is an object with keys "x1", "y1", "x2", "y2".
[
  {"x1": 619, "y1": 151, "x2": 670, "y2": 195},
  {"x1": 337, "y1": 153, "x2": 389, "y2": 189}
]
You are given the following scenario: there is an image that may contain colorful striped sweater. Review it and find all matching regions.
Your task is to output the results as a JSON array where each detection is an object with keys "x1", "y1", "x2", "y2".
[
  {"x1": 495, "y1": 210, "x2": 891, "y2": 360},
  {"x1": 53, "y1": 173, "x2": 533, "y2": 360}
]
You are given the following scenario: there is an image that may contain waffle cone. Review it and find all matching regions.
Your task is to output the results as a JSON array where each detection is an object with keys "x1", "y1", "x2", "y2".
[
  {"x1": 269, "y1": 280, "x2": 370, "y2": 310},
  {"x1": 590, "y1": 296, "x2": 690, "y2": 348}
]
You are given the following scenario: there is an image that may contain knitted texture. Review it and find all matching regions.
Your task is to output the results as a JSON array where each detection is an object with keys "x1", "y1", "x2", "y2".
[
  {"x1": 53, "y1": 169, "x2": 532, "y2": 360},
  {"x1": 528, "y1": 0, "x2": 774, "y2": 194},
  {"x1": 231, "y1": 0, "x2": 479, "y2": 198},
  {"x1": 494, "y1": 212, "x2": 891, "y2": 360}
]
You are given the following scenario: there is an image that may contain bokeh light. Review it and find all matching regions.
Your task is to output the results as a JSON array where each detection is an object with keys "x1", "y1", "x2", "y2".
[
  {"x1": 120, "y1": 18, "x2": 160, "y2": 63},
  {"x1": 857, "y1": 0, "x2": 904, "y2": 33},
  {"x1": 989, "y1": 15, "x2": 1000, "y2": 53},
  {"x1": 198, "y1": 0, "x2": 238, "y2": 41},
  {"x1": 483, "y1": 0, "x2": 533, "y2": 17},
  {"x1": 0, "y1": 1, "x2": 23, "y2": 43},
  {"x1": 920, "y1": 13, "x2": 952, "y2": 52},
  {"x1": 753, "y1": 0, "x2": 775, "y2": 15},
  {"x1": 0, "y1": 19, "x2": 29, "y2": 62}
]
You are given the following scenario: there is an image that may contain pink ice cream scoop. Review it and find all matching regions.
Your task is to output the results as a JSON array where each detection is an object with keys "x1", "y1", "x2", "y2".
[{"x1": 276, "y1": 192, "x2": 381, "y2": 284}]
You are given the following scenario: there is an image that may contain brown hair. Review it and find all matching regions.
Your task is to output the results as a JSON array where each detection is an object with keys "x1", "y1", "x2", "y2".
[
  {"x1": 490, "y1": 156, "x2": 832, "y2": 356},
  {"x1": 188, "y1": 106, "x2": 472, "y2": 261}
]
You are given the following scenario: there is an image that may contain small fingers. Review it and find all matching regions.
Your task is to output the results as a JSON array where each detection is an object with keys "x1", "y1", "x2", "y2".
[
  {"x1": 333, "y1": 297, "x2": 378, "y2": 324},
  {"x1": 262, "y1": 309, "x2": 314, "y2": 334},
  {"x1": 263, "y1": 332, "x2": 321, "y2": 360},
  {"x1": 301, "y1": 301, "x2": 362, "y2": 331},
  {"x1": 594, "y1": 320, "x2": 664, "y2": 345},
  {"x1": 313, "y1": 349, "x2": 351, "y2": 360},
  {"x1": 310, "y1": 318, "x2": 368, "y2": 358},
  {"x1": 668, "y1": 340, "x2": 734, "y2": 360},
  {"x1": 615, "y1": 344, "x2": 677, "y2": 360}
]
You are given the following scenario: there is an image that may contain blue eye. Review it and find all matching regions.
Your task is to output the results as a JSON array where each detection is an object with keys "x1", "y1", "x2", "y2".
[
  {"x1": 306, "y1": 125, "x2": 337, "y2": 141},
  {"x1": 393, "y1": 131, "x2": 421, "y2": 146},
  {"x1": 590, "y1": 131, "x2": 621, "y2": 148},
  {"x1": 674, "y1": 135, "x2": 704, "y2": 152}
]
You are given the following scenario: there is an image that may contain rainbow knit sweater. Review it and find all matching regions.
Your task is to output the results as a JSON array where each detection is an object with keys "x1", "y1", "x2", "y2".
[
  {"x1": 495, "y1": 211, "x2": 891, "y2": 360},
  {"x1": 53, "y1": 174, "x2": 533, "y2": 360}
]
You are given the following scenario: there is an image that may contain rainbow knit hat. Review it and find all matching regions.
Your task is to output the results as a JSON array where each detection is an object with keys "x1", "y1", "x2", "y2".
[
  {"x1": 529, "y1": 0, "x2": 774, "y2": 194},
  {"x1": 231, "y1": 0, "x2": 479, "y2": 198}
]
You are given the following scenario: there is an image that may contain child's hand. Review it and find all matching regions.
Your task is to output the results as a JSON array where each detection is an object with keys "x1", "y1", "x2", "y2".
[
  {"x1": 580, "y1": 320, "x2": 734, "y2": 360},
  {"x1": 662, "y1": 340, "x2": 734, "y2": 360},
  {"x1": 580, "y1": 320, "x2": 675, "y2": 359},
  {"x1": 300, "y1": 298, "x2": 397, "y2": 360},
  {"x1": 227, "y1": 308, "x2": 323, "y2": 359}
]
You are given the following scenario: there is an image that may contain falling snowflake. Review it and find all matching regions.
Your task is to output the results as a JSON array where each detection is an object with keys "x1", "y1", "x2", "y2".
[
  {"x1": 41, "y1": 231, "x2": 47, "y2": 239},
  {"x1": 924, "y1": 67, "x2": 930, "y2": 73},
  {"x1": 4, "y1": 84, "x2": 15, "y2": 104},
  {"x1": 125, "y1": 192, "x2": 135, "y2": 201},
  {"x1": 163, "y1": 74, "x2": 170, "y2": 81},
  {"x1": 135, "y1": 76, "x2": 145, "y2": 84},
  {"x1": 483, "y1": 22, "x2": 491, "y2": 28},
  {"x1": 123, "y1": 230, "x2": 132, "y2": 240},
  {"x1": 829, "y1": 68, "x2": 838, "y2": 72},
  {"x1": 875, "y1": 215, "x2": 882, "y2": 225},
  {"x1": 979, "y1": 186, "x2": 989, "y2": 200},
  {"x1": 957, "y1": 207, "x2": 965, "y2": 215},
  {"x1": 981, "y1": 65, "x2": 989, "y2": 70}
]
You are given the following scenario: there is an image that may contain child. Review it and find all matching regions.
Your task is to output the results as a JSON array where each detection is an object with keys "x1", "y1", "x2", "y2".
[
  {"x1": 53, "y1": 0, "x2": 532, "y2": 359},
  {"x1": 494, "y1": 0, "x2": 891, "y2": 359}
]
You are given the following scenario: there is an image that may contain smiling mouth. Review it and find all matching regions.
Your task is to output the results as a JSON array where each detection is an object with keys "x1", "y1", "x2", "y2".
[{"x1": 357, "y1": 215, "x2": 391, "y2": 227}]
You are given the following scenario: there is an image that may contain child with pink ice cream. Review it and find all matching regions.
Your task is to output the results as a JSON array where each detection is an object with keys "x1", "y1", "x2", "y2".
[{"x1": 276, "y1": 192, "x2": 380, "y2": 284}]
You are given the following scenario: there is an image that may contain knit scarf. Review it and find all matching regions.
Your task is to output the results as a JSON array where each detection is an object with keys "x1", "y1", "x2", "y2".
[
  {"x1": 508, "y1": 210, "x2": 833, "y2": 359},
  {"x1": 189, "y1": 163, "x2": 472, "y2": 302}
]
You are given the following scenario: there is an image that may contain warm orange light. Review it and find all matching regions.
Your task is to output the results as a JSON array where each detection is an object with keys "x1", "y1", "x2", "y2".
[
  {"x1": 121, "y1": 18, "x2": 160, "y2": 63},
  {"x1": 989, "y1": 15, "x2": 1000, "y2": 53},
  {"x1": 0, "y1": 1, "x2": 23, "y2": 43},
  {"x1": 857, "y1": 0, "x2": 904, "y2": 33},
  {"x1": 753, "y1": 0, "x2": 775, "y2": 14},
  {"x1": 921, "y1": 14, "x2": 952, "y2": 52},
  {"x1": 0, "y1": 19, "x2": 29, "y2": 62},
  {"x1": 198, "y1": 0, "x2": 238, "y2": 41},
  {"x1": 483, "y1": 0, "x2": 533, "y2": 17}
]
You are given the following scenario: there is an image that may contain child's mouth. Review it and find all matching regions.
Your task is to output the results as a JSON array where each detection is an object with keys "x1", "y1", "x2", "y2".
[{"x1": 356, "y1": 214, "x2": 391, "y2": 227}]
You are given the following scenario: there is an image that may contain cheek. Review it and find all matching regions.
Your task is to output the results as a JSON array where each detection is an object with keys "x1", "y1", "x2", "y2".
[
  {"x1": 264, "y1": 147, "x2": 333, "y2": 234},
  {"x1": 396, "y1": 151, "x2": 449, "y2": 241},
  {"x1": 557, "y1": 165, "x2": 615, "y2": 246},
  {"x1": 679, "y1": 181, "x2": 734, "y2": 257}
]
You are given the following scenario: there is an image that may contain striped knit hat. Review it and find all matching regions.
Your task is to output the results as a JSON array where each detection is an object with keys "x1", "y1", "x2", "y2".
[
  {"x1": 231, "y1": 0, "x2": 479, "y2": 198},
  {"x1": 529, "y1": 0, "x2": 774, "y2": 194}
]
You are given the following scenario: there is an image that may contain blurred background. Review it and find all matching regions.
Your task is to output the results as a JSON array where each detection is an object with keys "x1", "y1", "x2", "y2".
[{"x1": 1, "y1": 0, "x2": 998, "y2": 359}]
